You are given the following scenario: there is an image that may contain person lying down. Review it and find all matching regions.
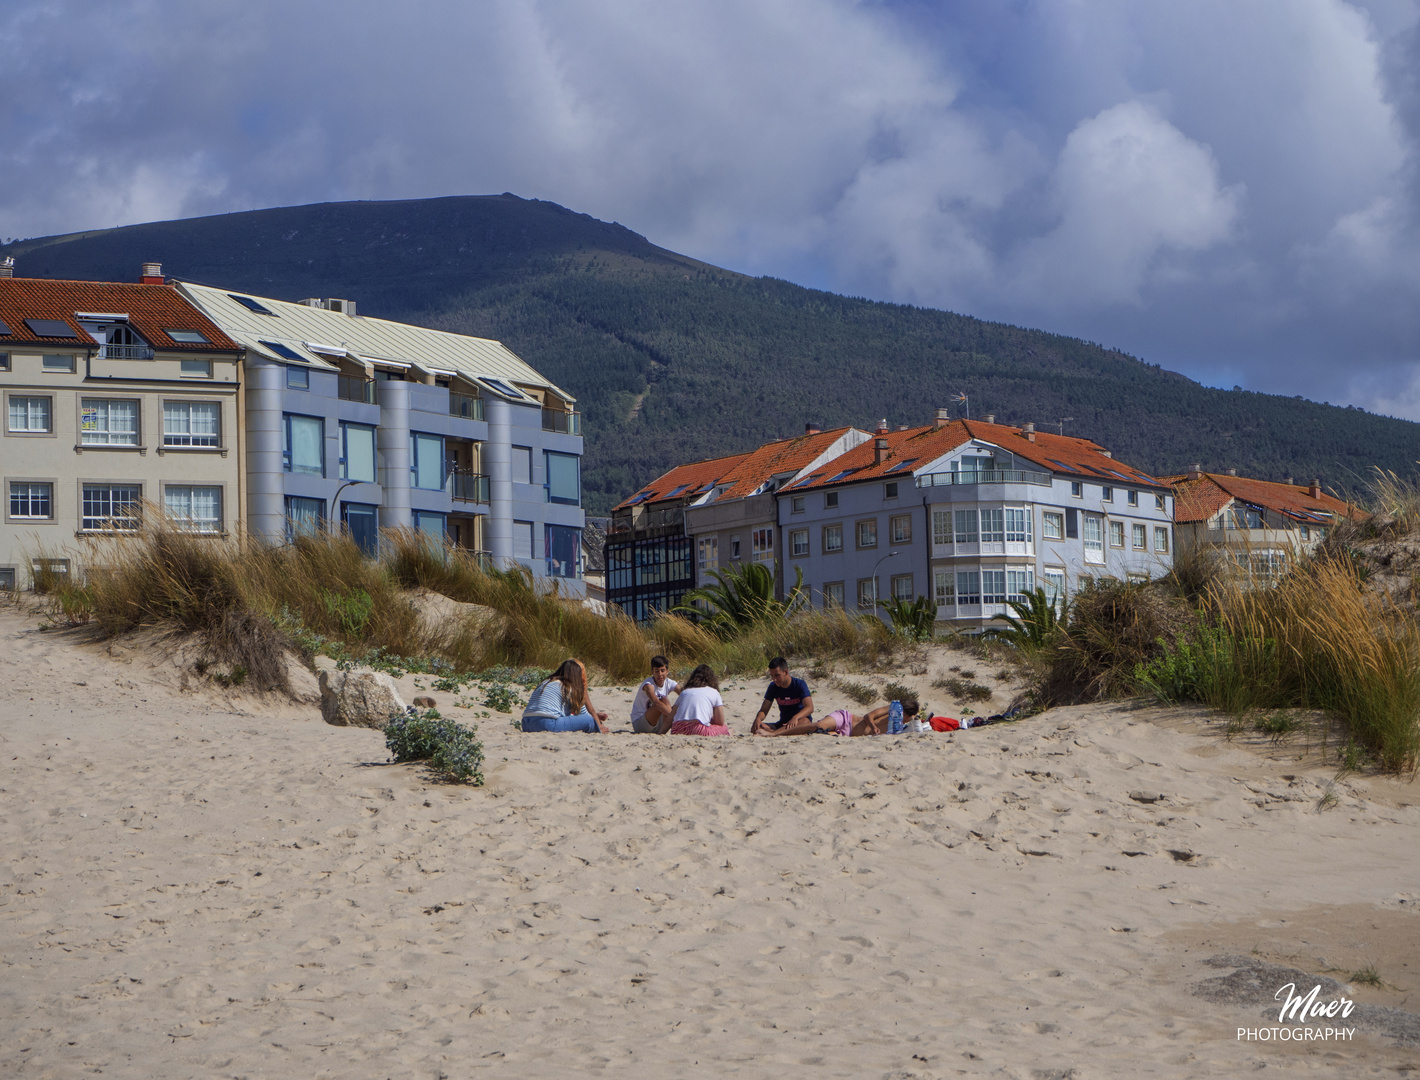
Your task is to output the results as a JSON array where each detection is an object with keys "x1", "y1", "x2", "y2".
[{"x1": 757, "y1": 697, "x2": 919, "y2": 737}]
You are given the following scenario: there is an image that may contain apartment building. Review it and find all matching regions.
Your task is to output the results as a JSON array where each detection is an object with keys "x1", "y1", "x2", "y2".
[
  {"x1": 1162, "y1": 466, "x2": 1361, "y2": 579},
  {"x1": 178, "y1": 283, "x2": 587, "y2": 594},
  {"x1": 0, "y1": 263, "x2": 242, "y2": 588},
  {"x1": 784, "y1": 414, "x2": 1173, "y2": 628}
]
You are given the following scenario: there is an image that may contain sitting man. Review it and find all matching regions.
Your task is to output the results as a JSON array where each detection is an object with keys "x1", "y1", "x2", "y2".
[
  {"x1": 630, "y1": 655, "x2": 679, "y2": 734},
  {"x1": 758, "y1": 697, "x2": 920, "y2": 738},
  {"x1": 750, "y1": 657, "x2": 814, "y2": 734}
]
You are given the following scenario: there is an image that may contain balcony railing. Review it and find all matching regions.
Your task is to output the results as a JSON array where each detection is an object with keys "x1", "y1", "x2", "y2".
[
  {"x1": 916, "y1": 469, "x2": 1052, "y2": 488},
  {"x1": 450, "y1": 392, "x2": 484, "y2": 420},
  {"x1": 102, "y1": 344, "x2": 155, "y2": 360},
  {"x1": 451, "y1": 472, "x2": 490, "y2": 503},
  {"x1": 338, "y1": 374, "x2": 376, "y2": 403},
  {"x1": 542, "y1": 409, "x2": 581, "y2": 435}
]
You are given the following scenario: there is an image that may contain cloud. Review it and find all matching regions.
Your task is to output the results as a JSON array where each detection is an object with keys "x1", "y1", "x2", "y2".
[{"x1": 1, "y1": 0, "x2": 1419, "y2": 419}]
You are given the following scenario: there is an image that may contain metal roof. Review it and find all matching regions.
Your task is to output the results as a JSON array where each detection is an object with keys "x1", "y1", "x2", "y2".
[{"x1": 177, "y1": 283, "x2": 573, "y2": 401}]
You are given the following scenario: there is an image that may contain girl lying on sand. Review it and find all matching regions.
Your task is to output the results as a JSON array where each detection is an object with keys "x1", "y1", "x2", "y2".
[{"x1": 757, "y1": 697, "x2": 920, "y2": 737}]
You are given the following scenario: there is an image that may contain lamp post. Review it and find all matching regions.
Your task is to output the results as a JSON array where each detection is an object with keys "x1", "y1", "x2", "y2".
[{"x1": 872, "y1": 550, "x2": 900, "y2": 609}]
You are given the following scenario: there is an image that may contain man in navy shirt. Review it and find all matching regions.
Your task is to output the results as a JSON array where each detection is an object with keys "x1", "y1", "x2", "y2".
[{"x1": 751, "y1": 657, "x2": 814, "y2": 734}]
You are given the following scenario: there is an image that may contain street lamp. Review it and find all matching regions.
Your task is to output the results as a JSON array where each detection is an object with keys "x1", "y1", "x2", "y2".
[
  {"x1": 872, "y1": 550, "x2": 900, "y2": 608},
  {"x1": 329, "y1": 480, "x2": 366, "y2": 524}
]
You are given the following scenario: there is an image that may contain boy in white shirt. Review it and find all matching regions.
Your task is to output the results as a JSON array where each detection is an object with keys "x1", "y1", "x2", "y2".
[{"x1": 631, "y1": 655, "x2": 679, "y2": 734}]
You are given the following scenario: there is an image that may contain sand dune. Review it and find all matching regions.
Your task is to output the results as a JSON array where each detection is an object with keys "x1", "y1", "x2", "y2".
[{"x1": 2, "y1": 602, "x2": 1418, "y2": 1078}]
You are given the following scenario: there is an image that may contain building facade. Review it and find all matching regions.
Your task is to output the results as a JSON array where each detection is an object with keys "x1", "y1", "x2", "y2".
[
  {"x1": 0, "y1": 264, "x2": 242, "y2": 588},
  {"x1": 178, "y1": 283, "x2": 586, "y2": 593}
]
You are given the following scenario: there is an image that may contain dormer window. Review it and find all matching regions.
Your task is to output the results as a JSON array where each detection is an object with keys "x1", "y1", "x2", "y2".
[{"x1": 103, "y1": 323, "x2": 152, "y2": 360}]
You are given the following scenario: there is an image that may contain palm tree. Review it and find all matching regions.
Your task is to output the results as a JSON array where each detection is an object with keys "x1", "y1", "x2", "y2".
[
  {"x1": 990, "y1": 586, "x2": 1066, "y2": 650},
  {"x1": 877, "y1": 594, "x2": 936, "y2": 641},
  {"x1": 674, "y1": 561, "x2": 807, "y2": 636}
]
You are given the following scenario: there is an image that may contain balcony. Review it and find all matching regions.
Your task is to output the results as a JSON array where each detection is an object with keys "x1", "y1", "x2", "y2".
[
  {"x1": 451, "y1": 472, "x2": 490, "y2": 503},
  {"x1": 101, "y1": 343, "x2": 155, "y2": 360},
  {"x1": 917, "y1": 469, "x2": 1052, "y2": 488},
  {"x1": 450, "y1": 391, "x2": 484, "y2": 420},
  {"x1": 338, "y1": 374, "x2": 376, "y2": 403},
  {"x1": 608, "y1": 505, "x2": 684, "y2": 539},
  {"x1": 542, "y1": 409, "x2": 581, "y2": 435}
]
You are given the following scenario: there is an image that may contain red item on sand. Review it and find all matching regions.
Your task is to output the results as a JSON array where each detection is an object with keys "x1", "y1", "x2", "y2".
[{"x1": 930, "y1": 716, "x2": 960, "y2": 732}]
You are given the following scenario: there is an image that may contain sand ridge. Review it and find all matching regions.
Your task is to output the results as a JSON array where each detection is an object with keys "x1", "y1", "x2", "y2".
[{"x1": 2, "y1": 604, "x2": 1419, "y2": 1077}]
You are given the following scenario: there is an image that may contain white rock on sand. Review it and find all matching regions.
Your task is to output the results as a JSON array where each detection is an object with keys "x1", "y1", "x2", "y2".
[{"x1": 2, "y1": 603, "x2": 1419, "y2": 1078}]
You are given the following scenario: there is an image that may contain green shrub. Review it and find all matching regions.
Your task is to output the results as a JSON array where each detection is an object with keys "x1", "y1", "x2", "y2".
[
  {"x1": 933, "y1": 675, "x2": 992, "y2": 703},
  {"x1": 878, "y1": 595, "x2": 935, "y2": 641},
  {"x1": 833, "y1": 677, "x2": 878, "y2": 706},
  {"x1": 384, "y1": 709, "x2": 484, "y2": 785}
]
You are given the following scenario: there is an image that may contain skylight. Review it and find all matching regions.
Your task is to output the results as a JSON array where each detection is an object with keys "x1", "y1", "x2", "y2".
[
  {"x1": 1047, "y1": 459, "x2": 1080, "y2": 473},
  {"x1": 229, "y1": 294, "x2": 276, "y2": 315},
  {"x1": 825, "y1": 468, "x2": 860, "y2": 484},
  {"x1": 479, "y1": 378, "x2": 525, "y2": 399},
  {"x1": 886, "y1": 458, "x2": 919, "y2": 474},
  {"x1": 0, "y1": 318, "x2": 10, "y2": 335},
  {"x1": 665, "y1": 484, "x2": 691, "y2": 498},
  {"x1": 165, "y1": 329, "x2": 210, "y2": 344},
  {"x1": 24, "y1": 318, "x2": 77, "y2": 337},
  {"x1": 258, "y1": 339, "x2": 306, "y2": 362}
]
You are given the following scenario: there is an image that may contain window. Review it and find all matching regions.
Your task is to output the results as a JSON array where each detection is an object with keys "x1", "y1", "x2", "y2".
[
  {"x1": 1102, "y1": 486, "x2": 1113, "y2": 502},
  {"x1": 180, "y1": 359, "x2": 212, "y2": 378},
  {"x1": 0, "y1": 353, "x2": 9, "y2": 370},
  {"x1": 1065, "y1": 508, "x2": 1079, "y2": 539},
  {"x1": 790, "y1": 529, "x2": 809, "y2": 557},
  {"x1": 43, "y1": 354, "x2": 75, "y2": 372},
  {"x1": 342, "y1": 503, "x2": 378, "y2": 555},
  {"x1": 982, "y1": 569, "x2": 1006, "y2": 604},
  {"x1": 751, "y1": 527, "x2": 774, "y2": 559},
  {"x1": 1006, "y1": 568, "x2": 1035, "y2": 604},
  {"x1": 890, "y1": 573, "x2": 914, "y2": 600},
  {"x1": 822, "y1": 524, "x2": 843, "y2": 553},
  {"x1": 545, "y1": 451, "x2": 580, "y2": 506},
  {"x1": 82, "y1": 484, "x2": 141, "y2": 531},
  {"x1": 80, "y1": 399, "x2": 139, "y2": 446},
  {"x1": 511, "y1": 446, "x2": 533, "y2": 484},
  {"x1": 1005, "y1": 508, "x2": 1032, "y2": 543},
  {"x1": 1043, "y1": 512, "x2": 1063, "y2": 540},
  {"x1": 1299, "y1": 525, "x2": 1311, "y2": 541},
  {"x1": 0, "y1": 568, "x2": 13, "y2": 590},
  {"x1": 825, "y1": 491, "x2": 838, "y2": 509},
  {"x1": 857, "y1": 578, "x2": 876, "y2": 609},
  {"x1": 411, "y1": 432, "x2": 444, "y2": 490},
  {"x1": 956, "y1": 571, "x2": 981, "y2": 605},
  {"x1": 230, "y1": 294, "x2": 275, "y2": 315},
  {"x1": 1154, "y1": 526, "x2": 1170, "y2": 554},
  {"x1": 791, "y1": 496, "x2": 805, "y2": 513},
  {"x1": 8, "y1": 396, "x2": 51, "y2": 432},
  {"x1": 1250, "y1": 550, "x2": 1287, "y2": 581},
  {"x1": 932, "y1": 509, "x2": 952, "y2": 547},
  {"x1": 823, "y1": 582, "x2": 845, "y2": 609},
  {"x1": 1127, "y1": 490, "x2": 1139, "y2": 507},
  {"x1": 166, "y1": 329, "x2": 210, "y2": 344},
  {"x1": 284, "y1": 496, "x2": 324, "y2": 539},
  {"x1": 9, "y1": 482, "x2": 52, "y2": 519},
  {"x1": 340, "y1": 422, "x2": 376, "y2": 482},
  {"x1": 886, "y1": 514, "x2": 910, "y2": 544},
  {"x1": 1083, "y1": 515, "x2": 1104, "y2": 562},
  {"x1": 954, "y1": 509, "x2": 978, "y2": 544},
  {"x1": 1232, "y1": 506, "x2": 1263, "y2": 530},
  {"x1": 284, "y1": 415, "x2": 324, "y2": 476},
  {"x1": 856, "y1": 519, "x2": 878, "y2": 549},
  {"x1": 1110, "y1": 521, "x2": 1125, "y2": 547},
  {"x1": 885, "y1": 481, "x2": 899, "y2": 499},
  {"x1": 933, "y1": 570, "x2": 954, "y2": 606},
  {"x1": 164, "y1": 486, "x2": 221, "y2": 533},
  {"x1": 698, "y1": 537, "x2": 718, "y2": 572},
  {"x1": 414, "y1": 511, "x2": 446, "y2": 537},
  {"x1": 1132, "y1": 523, "x2": 1147, "y2": 549},
  {"x1": 980, "y1": 508, "x2": 1004, "y2": 544},
  {"x1": 30, "y1": 559, "x2": 68, "y2": 583},
  {"x1": 287, "y1": 366, "x2": 309, "y2": 390},
  {"x1": 1155, "y1": 494, "x2": 1166, "y2": 510},
  {"x1": 163, "y1": 401, "x2": 219, "y2": 448},
  {"x1": 1070, "y1": 481, "x2": 1082, "y2": 498},
  {"x1": 730, "y1": 535, "x2": 741, "y2": 559},
  {"x1": 513, "y1": 520, "x2": 534, "y2": 560},
  {"x1": 1043, "y1": 569, "x2": 1065, "y2": 612},
  {"x1": 546, "y1": 524, "x2": 582, "y2": 578}
]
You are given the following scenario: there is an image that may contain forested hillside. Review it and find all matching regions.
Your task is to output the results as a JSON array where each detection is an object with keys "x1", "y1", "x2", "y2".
[{"x1": 5, "y1": 194, "x2": 1413, "y2": 513}]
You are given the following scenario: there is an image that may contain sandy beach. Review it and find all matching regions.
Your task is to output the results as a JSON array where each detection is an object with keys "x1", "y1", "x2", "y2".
[{"x1": 3, "y1": 601, "x2": 1419, "y2": 1078}]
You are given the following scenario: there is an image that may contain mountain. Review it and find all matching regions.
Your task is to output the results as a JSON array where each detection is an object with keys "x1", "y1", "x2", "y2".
[{"x1": 4, "y1": 194, "x2": 1414, "y2": 513}]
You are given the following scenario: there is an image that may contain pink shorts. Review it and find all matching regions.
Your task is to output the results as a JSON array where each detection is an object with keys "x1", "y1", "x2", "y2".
[
  {"x1": 670, "y1": 720, "x2": 731, "y2": 736},
  {"x1": 829, "y1": 709, "x2": 855, "y2": 737}
]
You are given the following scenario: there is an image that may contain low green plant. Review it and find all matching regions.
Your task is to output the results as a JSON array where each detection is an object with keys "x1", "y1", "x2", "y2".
[
  {"x1": 1254, "y1": 711, "x2": 1303, "y2": 740},
  {"x1": 933, "y1": 675, "x2": 992, "y2": 703},
  {"x1": 883, "y1": 680, "x2": 914, "y2": 703},
  {"x1": 834, "y1": 677, "x2": 878, "y2": 706},
  {"x1": 483, "y1": 679, "x2": 518, "y2": 712},
  {"x1": 383, "y1": 709, "x2": 484, "y2": 785},
  {"x1": 322, "y1": 587, "x2": 375, "y2": 641}
]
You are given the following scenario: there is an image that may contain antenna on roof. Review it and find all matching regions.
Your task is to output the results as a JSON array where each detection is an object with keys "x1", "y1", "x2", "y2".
[
  {"x1": 954, "y1": 392, "x2": 969, "y2": 420},
  {"x1": 1057, "y1": 417, "x2": 1074, "y2": 436}
]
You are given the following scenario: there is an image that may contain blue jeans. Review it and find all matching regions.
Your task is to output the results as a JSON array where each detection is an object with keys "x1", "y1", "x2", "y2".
[{"x1": 521, "y1": 710, "x2": 599, "y2": 733}]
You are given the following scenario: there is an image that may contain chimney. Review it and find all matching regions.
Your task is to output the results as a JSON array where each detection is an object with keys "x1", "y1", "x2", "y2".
[
  {"x1": 874, "y1": 437, "x2": 889, "y2": 465},
  {"x1": 1227, "y1": 468, "x2": 1237, "y2": 476},
  {"x1": 1100, "y1": 450, "x2": 1112, "y2": 459},
  {"x1": 0, "y1": 256, "x2": 13, "y2": 278},
  {"x1": 1309, "y1": 478, "x2": 1322, "y2": 499},
  {"x1": 1186, "y1": 463, "x2": 1202, "y2": 480},
  {"x1": 897, "y1": 424, "x2": 908, "y2": 431},
  {"x1": 1284, "y1": 476, "x2": 1293, "y2": 486},
  {"x1": 876, "y1": 418, "x2": 889, "y2": 434},
  {"x1": 140, "y1": 261, "x2": 164, "y2": 285},
  {"x1": 933, "y1": 407, "x2": 950, "y2": 431},
  {"x1": 1022, "y1": 421, "x2": 1036, "y2": 443},
  {"x1": 983, "y1": 413, "x2": 995, "y2": 424},
  {"x1": 805, "y1": 422, "x2": 821, "y2": 435}
]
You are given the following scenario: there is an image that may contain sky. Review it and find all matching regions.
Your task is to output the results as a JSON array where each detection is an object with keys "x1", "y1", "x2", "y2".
[{"x1": 3, "y1": 0, "x2": 1419, "y2": 416}]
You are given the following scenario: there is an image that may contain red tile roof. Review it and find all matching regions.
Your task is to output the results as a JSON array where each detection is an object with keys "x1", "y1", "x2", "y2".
[
  {"x1": 1160, "y1": 472, "x2": 1364, "y2": 524},
  {"x1": 708, "y1": 427, "x2": 863, "y2": 500},
  {"x1": 613, "y1": 450, "x2": 751, "y2": 511},
  {"x1": 0, "y1": 278, "x2": 239, "y2": 352}
]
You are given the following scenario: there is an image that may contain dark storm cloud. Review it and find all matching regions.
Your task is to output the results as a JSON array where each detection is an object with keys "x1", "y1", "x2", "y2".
[{"x1": 2, "y1": 1, "x2": 1418, "y2": 415}]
